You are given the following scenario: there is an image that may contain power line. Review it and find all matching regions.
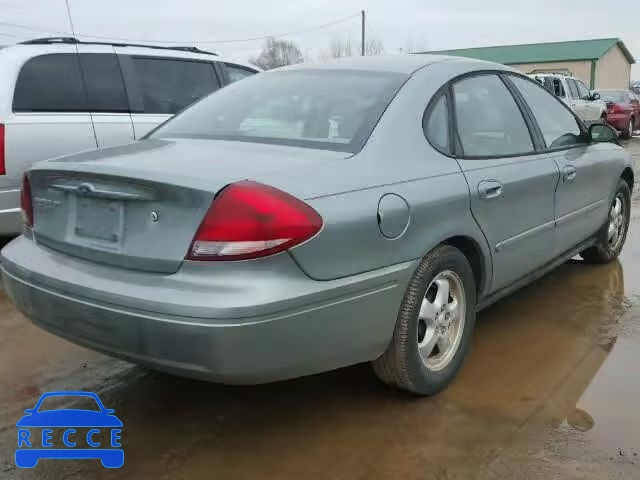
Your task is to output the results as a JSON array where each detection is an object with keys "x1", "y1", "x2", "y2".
[
  {"x1": 0, "y1": 13, "x2": 360, "y2": 46},
  {"x1": 78, "y1": 13, "x2": 361, "y2": 44}
]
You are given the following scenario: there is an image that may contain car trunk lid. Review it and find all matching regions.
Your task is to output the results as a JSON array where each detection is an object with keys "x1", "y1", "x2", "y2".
[{"x1": 28, "y1": 138, "x2": 345, "y2": 273}]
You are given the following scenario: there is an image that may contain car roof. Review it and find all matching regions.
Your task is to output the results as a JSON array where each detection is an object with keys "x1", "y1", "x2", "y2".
[
  {"x1": 275, "y1": 54, "x2": 499, "y2": 75},
  {"x1": 0, "y1": 39, "x2": 257, "y2": 71}
]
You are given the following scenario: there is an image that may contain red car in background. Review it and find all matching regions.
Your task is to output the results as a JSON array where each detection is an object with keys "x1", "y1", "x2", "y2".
[{"x1": 594, "y1": 89, "x2": 640, "y2": 138}]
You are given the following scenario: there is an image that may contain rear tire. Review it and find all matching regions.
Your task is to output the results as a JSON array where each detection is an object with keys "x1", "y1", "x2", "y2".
[
  {"x1": 622, "y1": 117, "x2": 634, "y2": 139},
  {"x1": 581, "y1": 179, "x2": 630, "y2": 264},
  {"x1": 372, "y1": 245, "x2": 476, "y2": 396}
]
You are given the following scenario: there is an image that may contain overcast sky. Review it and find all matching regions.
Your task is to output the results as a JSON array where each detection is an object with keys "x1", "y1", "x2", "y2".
[{"x1": 1, "y1": 0, "x2": 638, "y2": 78}]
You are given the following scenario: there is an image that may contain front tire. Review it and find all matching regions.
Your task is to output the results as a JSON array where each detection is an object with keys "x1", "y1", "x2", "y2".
[
  {"x1": 581, "y1": 179, "x2": 631, "y2": 264},
  {"x1": 372, "y1": 245, "x2": 476, "y2": 396}
]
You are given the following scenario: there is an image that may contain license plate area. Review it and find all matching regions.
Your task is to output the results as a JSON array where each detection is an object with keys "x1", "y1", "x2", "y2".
[{"x1": 74, "y1": 196, "x2": 124, "y2": 247}]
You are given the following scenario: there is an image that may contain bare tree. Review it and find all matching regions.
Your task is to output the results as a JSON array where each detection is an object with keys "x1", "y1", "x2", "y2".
[
  {"x1": 402, "y1": 35, "x2": 427, "y2": 54},
  {"x1": 364, "y1": 38, "x2": 385, "y2": 56},
  {"x1": 250, "y1": 37, "x2": 304, "y2": 70},
  {"x1": 324, "y1": 37, "x2": 385, "y2": 59},
  {"x1": 329, "y1": 38, "x2": 354, "y2": 58}
]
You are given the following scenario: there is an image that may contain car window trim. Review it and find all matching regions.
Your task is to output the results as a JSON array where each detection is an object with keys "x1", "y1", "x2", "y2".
[
  {"x1": 447, "y1": 71, "x2": 540, "y2": 160},
  {"x1": 502, "y1": 72, "x2": 591, "y2": 153}
]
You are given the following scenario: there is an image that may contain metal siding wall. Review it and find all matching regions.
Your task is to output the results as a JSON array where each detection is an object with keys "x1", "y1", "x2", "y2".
[{"x1": 595, "y1": 46, "x2": 632, "y2": 89}]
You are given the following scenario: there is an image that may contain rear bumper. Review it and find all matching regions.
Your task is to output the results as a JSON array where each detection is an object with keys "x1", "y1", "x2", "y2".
[
  {"x1": 2, "y1": 236, "x2": 414, "y2": 383},
  {"x1": 606, "y1": 113, "x2": 630, "y2": 131}
]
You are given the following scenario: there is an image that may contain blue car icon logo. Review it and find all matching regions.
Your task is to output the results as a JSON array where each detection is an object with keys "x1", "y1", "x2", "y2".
[{"x1": 16, "y1": 391, "x2": 123, "y2": 468}]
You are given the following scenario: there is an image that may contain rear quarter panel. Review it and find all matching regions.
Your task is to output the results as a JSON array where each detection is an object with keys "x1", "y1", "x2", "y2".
[{"x1": 258, "y1": 59, "x2": 495, "y2": 294}]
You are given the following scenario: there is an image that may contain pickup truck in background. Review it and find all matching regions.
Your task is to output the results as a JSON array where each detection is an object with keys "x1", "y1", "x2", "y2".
[{"x1": 529, "y1": 73, "x2": 607, "y2": 125}]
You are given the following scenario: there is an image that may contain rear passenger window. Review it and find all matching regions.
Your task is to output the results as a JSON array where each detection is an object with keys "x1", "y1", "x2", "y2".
[
  {"x1": 13, "y1": 54, "x2": 86, "y2": 112},
  {"x1": 453, "y1": 74, "x2": 533, "y2": 157},
  {"x1": 423, "y1": 94, "x2": 449, "y2": 154},
  {"x1": 79, "y1": 53, "x2": 128, "y2": 112},
  {"x1": 566, "y1": 79, "x2": 580, "y2": 99},
  {"x1": 129, "y1": 57, "x2": 220, "y2": 114},
  {"x1": 509, "y1": 76, "x2": 586, "y2": 150},
  {"x1": 224, "y1": 63, "x2": 257, "y2": 84}
]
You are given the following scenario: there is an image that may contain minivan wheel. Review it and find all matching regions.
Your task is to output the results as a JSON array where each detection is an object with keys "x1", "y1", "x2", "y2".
[
  {"x1": 372, "y1": 244, "x2": 476, "y2": 396},
  {"x1": 581, "y1": 179, "x2": 631, "y2": 264}
]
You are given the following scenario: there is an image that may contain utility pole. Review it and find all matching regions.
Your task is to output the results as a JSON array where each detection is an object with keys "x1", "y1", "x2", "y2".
[{"x1": 361, "y1": 10, "x2": 365, "y2": 56}]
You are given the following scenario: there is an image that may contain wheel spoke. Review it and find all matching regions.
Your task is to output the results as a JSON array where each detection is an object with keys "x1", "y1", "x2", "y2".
[
  {"x1": 419, "y1": 298, "x2": 438, "y2": 321},
  {"x1": 445, "y1": 297, "x2": 459, "y2": 314},
  {"x1": 433, "y1": 278, "x2": 450, "y2": 310},
  {"x1": 419, "y1": 330, "x2": 439, "y2": 358},
  {"x1": 437, "y1": 333, "x2": 451, "y2": 354},
  {"x1": 613, "y1": 199, "x2": 622, "y2": 216}
]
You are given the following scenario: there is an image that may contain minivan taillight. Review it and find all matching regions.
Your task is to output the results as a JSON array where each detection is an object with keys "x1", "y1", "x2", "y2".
[
  {"x1": 187, "y1": 181, "x2": 322, "y2": 261},
  {"x1": 0, "y1": 124, "x2": 5, "y2": 175},
  {"x1": 21, "y1": 174, "x2": 33, "y2": 227}
]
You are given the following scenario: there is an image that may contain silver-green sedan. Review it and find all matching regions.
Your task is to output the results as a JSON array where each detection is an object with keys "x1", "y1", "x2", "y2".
[{"x1": 2, "y1": 55, "x2": 632, "y2": 395}]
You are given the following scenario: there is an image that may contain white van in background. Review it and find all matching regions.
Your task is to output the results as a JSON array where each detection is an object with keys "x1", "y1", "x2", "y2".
[
  {"x1": 0, "y1": 37, "x2": 258, "y2": 234},
  {"x1": 529, "y1": 73, "x2": 606, "y2": 125}
]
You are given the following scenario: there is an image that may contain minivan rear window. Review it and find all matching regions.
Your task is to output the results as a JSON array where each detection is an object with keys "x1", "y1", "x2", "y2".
[
  {"x1": 13, "y1": 54, "x2": 87, "y2": 112},
  {"x1": 152, "y1": 70, "x2": 407, "y2": 153}
]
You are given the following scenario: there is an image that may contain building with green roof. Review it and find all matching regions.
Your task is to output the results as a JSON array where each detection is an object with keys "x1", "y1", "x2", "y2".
[{"x1": 424, "y1": 38, "x2": 635, "y2": 89}]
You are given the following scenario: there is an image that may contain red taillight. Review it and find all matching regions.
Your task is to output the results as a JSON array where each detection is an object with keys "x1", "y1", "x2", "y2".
[
  {"x1": 0, "y1": 124, "x2": 5, "y2": 175},
  {"x1": 608, "y1": 103, "x2": 624, "y2": 114},
  {"x1": 21, "y1": 174, "x2": 33, "y2": 227},
  {"x1": 187, "y1": 181, "x2": 322, "y2": 261}
]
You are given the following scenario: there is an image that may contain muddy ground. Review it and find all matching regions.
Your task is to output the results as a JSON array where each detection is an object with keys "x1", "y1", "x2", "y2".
[{"x1": 1, "y1": 139, "x2": 640, "y2": 480}]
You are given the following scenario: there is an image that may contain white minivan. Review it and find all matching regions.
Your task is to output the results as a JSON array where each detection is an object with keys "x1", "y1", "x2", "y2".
[{"x1": 0, "y1": 37, "x2": 258, "y2": 234}]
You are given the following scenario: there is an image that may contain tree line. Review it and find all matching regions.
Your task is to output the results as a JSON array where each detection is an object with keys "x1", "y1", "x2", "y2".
[{"x1": 250, "y1": 37, "x2": 386, "y2": 70}]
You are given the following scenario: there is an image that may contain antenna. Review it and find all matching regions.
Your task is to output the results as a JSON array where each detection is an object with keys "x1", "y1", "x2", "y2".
[{"x1": 64, "y1": 0, "x2": 77, "y2": 37}]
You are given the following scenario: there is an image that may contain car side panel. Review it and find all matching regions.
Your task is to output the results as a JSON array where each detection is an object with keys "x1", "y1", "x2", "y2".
[
  {"x1": 266, "y1": 60, "x2": 495, "y2": 294},
  {"x1": 294, "y1": 168, "x2": 486, "y2": 282},
  {"x1": 551, "y1": 143, "x2": 620, "y2": 256}
]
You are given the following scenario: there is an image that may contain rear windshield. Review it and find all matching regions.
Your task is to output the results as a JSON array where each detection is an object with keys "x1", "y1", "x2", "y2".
[
  {"x1": 596, "y1": 91, "x2": 625, "y2": 103},
  {"x1": 151, "y1": 69, "x2": 407, "y2": 153}
]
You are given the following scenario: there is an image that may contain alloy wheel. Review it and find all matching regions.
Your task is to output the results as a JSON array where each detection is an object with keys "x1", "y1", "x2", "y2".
[
  {"x1": 608, "y1": 194, "x2": 626, "y2": 251},
  {"x1": 417, "y1": 270, "x2": 466, "y2": 371}
]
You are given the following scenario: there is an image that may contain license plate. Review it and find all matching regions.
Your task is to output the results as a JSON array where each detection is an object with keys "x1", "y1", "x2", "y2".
[{"x1": 75, "y1": 197, "x2": 123, "y2": 243}]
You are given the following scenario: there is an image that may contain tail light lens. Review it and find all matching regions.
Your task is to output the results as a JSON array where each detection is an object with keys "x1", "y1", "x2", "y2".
[
  {"x1": 608, "y1": 103, "x2": 624, "y2": 114},
  {"x1": 21, "y1": 174, "x2": 33, "y2": 227},
  {"x1": 187, "y1": 181, "x2": 322, "y2": 261},
  {"x1": 0, "y1": 124, "x2": 5, "y2": 175}
]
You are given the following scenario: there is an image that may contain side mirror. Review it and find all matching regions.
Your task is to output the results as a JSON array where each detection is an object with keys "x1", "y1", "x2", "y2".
[
  {"x1": 105, "y1": 409, "x2": 115, "y2": 414},
  {"x1": 589, "y1": 123, "x2": 618, "y2": 144},
  {"x1": 23, "y1": 409, "x2": 33, "y2": 414},
  {"x1": 590, "y1": 92, "x2": 601, "y2": 101}
]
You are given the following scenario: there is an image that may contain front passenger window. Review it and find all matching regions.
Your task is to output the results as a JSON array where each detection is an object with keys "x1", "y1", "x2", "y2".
[
  {"x1": 509, "y1": 76, "x2": 586, "y2": 150},
  {"x1": 453, "y1": 74, "x2": 533, "y2": 157}
]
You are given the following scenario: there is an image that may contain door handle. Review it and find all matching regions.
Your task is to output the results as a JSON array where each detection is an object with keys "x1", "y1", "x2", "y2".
[
  {"x1": 478, "y1": 180, "x2": 503, "y2": 200},
  {"x1": 563, "y1": 165, "x2": 577, "y2": 183}
]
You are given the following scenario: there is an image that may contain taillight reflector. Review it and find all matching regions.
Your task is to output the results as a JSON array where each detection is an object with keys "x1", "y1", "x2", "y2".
[
  {"x1": 187, "y1": 181, "x2": 322, "y2": 261},
  {"x1": 21, "y1": 174, "x2": 33, "y2": 227}
]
